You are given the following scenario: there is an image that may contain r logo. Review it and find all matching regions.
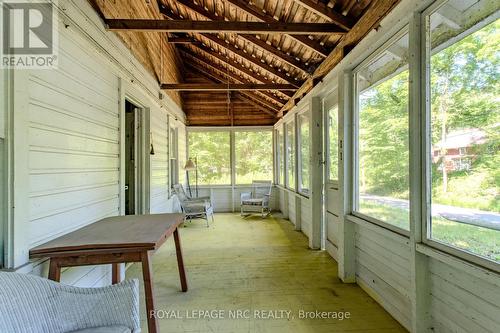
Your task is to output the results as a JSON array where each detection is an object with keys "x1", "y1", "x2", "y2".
[{"x1": 2, "y1": 2, "x2": 53, "y2": 55}]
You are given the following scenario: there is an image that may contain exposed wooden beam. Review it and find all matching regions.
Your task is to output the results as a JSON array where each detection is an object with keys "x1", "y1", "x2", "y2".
[
  {"x1": 161, "y1": 83, "x2": 297, "y2": 91},
  {"x1": 294, "y1": 0, "x2": 354, "y2": 30},
  {"x1": 197, "y1": 34, "x2": 303, "y2": 87},
  {"x1": 181, "y1": 44, "x2": 293, "y2": 99},
  {"x1": 173, "y1": 0, "x2": 310, "y2": 75},
  {"x1": 279, "y1": 0, "x2": 402, "y2": 115},
  {"x1": 158, "y1": 6, "x2": 303, "y2": 88},
  {"x1": 185, "y1": 63, "x2": 280, "y2": 115},
  {"x1": 225, "y1": 0, "x2": 331, "y2": 57},
  {"x1": 180, "y1": 49, "x2": 289, "y2": 104},
  {"x1": 105, "y1": 19, "x2": 346, "y2": 34}
]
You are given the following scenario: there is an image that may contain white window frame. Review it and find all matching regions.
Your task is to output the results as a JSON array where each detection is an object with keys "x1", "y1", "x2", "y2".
[
  {"x1": 297, "y1": 109, "x2": 311, "y2": 196},
  {"x1": 351, "y1": 26, "x2": 411, "y2": 237},
  {"x1": 187, "y1": 126, "x2": 273, "y2": 187},
  {"x1": 233, "y1": 128, "x2": 274, "y2": 185},
  {"x1": 326, "y1": 104, "x2": 339, "y2": 185},
  {"x1": 169, "y1": 124, "x2": 178, "y2": 191},
  {"x1": 284, "y1": 120, "x2": 296, "y2": 191},
  {"x1": 275, "y1": 125, "x2": 285, "y2": 186},
  {"x1": 421, "y1": 0, "x2": 500, "y2": 272}
]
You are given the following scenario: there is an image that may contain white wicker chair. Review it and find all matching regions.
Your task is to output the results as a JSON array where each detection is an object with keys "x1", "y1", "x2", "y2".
[
  {"x1": 173, "y1": 184, "x2": 214, "y2": 227},
  {"x1": 240, "y1": 180, "x2": 272, "y2": 218},
  {"x1": 0, "y1": 272, "x2": 140, "y2": 333}
]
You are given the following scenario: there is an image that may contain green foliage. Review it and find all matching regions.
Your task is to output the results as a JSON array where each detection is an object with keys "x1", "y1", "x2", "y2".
[
  {"x1": 235, "y1": 131, "x2": 273, "y2": 184},
  {"x1": 430, "y1": 19, "x2": 500, "y2": 211},
  {"x1": 359, "y1": 70, "x2": 409, "y2": 199},
  {"x1": 188, "y1": 131, "x2": 231, "y2": 185},
  {"x1": 299, "y1": 114, "x2": 310, "y2": 191}
]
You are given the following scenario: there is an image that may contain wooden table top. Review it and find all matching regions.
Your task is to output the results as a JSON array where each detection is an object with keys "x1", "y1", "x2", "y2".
[{"x1": 30, "y1": 213, "x2": 184, "y2": 257}]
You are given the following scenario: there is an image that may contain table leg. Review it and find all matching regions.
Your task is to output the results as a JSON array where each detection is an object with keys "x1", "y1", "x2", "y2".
[
  {"x1": 48, "y1": 258, "x2": 61, "y2": 282},
  {"x1": 141, "y1": 251, "x2": 158, "y2": 333},
  {"x1": 173, "y1": 227, "x2": 188, "y2": 292},
  {"x1": 112, "y1": 263, "x2": 121, "y2": 284}
]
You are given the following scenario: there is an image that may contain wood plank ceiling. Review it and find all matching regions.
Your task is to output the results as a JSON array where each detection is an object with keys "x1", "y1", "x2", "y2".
[{"x1": 89, "y1": 0, "x2": 400, "y2": 126}]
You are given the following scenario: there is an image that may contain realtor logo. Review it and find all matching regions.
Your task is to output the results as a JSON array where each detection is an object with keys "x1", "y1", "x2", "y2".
[{"x1": 1, "y1": 0, "x2": 58, "y2": 68}]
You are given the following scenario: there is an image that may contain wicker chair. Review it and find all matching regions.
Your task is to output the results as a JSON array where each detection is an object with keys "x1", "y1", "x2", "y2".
[
  {"x1": 173, "y1": 184, "x2": 214, "y2": 227},
  {"x1": 0, "y1": 272, "x2": 140, "y2": 333},
  {"x1": 240, "y1": 180, "x2": 272, "y2": 218}
]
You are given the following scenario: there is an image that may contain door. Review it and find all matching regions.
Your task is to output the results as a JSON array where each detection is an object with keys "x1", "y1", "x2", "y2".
[
  {"x1": 324, "y1": 101, "x2": 341, "y2": 252},
  {"x1": 124, "y1": 100, "x2": 142, "y2": 215}
]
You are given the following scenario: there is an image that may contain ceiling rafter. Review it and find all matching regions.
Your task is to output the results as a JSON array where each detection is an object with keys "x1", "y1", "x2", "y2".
[
  {"x1": 293, "y1": 0, "x2": 355, "y2": 30},
  {"x1": 185, "y1": 62, "x2": 279, "y2": 116},
  {"x1": 158, "y1": 4, "x2": 303, "y2": 87},
  {"x1": 172, "y1": 0, "x2": 311, "y2": 75},
  {"x1": 279, "y1": 0, "x2": 402, "y2": 115},
  {"x1": 196, "y1": 33, "x2": 303, "y2": 87},
  {"x1": 161, "y1": 83, "x2": 297, "y2": 90},
  {"x1": 104, "y1": 19, "x2": 346, "y2": 34},
  {"x1": 178, "y1": 47, "x2": 288, "y2": 105},
  {"x1": 184, "y1": 42, "x2": 294, "y2": 99},
  {"x1": 224, "y1": 0, "x2": 331, "y2": 57}
]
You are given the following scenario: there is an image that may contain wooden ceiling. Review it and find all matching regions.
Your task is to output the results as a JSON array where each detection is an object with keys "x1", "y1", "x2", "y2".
[{"x1": 89, "y1": 0, "x2": 400, "y2": 126}]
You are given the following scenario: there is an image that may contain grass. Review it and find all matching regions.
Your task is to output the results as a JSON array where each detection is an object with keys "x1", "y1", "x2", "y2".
[{"x1": 359, "y1": 201, "x2": 499, "y2": 262}]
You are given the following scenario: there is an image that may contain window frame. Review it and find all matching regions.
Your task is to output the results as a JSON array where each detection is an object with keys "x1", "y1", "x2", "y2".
[
  {"x1": 234, "y1": 129, "x2": 274, "y2": 185},
  {"x1": 275, "y1": 124, "x2": 285, "y2": 186},
  {"x1": 187, "y1": 126, "x2": 274, "y2": 188},
  {"x1": 284, "y1": 120, "x2": 296, "y2": 191},
  {"x1": 297, "y1": 109, "x2": 311, "y2": 196},
  {"x1": 169, "y1": 125, "x2": 178, "y2": 190},
  {"x1": 351, "y1": 26, "x2": 411, "y2": 237},
  {"x1": 326, "y1": 104, "x2": 339, "y2": 184},
  {"x1": 421, "y1": 0, "x2": 500, "y2": 272}
]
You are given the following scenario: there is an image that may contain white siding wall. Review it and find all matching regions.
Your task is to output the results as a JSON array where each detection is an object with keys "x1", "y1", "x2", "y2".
[
  {"x1": 354, "y1": 222, "x2": 412, "y2": 329},
  {"x1": 300, "y1": 197, "x2": 311, "y2": 238},
  {"x1": 28, "y1": 28, "x2": 120, "y2": 248},
  {"x1": 150, "y1": 106, "x2": 169, "y2": 214},
  {"x1": 429, "y1": 258, "x2": 500, "y2": 332}
]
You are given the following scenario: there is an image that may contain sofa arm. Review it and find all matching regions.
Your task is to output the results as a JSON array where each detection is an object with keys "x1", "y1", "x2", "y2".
[{"x1": 0, "y1": 272, "x2": 140, "y2": 333}]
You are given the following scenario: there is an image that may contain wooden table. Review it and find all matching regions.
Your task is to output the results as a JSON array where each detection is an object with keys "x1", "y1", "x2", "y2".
[{"x1": 30, "y1": 213, "x2": 187, "y2": 333}]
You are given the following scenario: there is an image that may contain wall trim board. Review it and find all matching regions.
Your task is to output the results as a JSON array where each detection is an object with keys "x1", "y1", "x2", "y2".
[{"x1": 416, "y1": 243, "x2": 500, "y2": 287}]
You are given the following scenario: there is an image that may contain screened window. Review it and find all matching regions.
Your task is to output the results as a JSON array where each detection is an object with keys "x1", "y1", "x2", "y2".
[
  {"x1": 328, "y1": 106, "x2": 339, "y2": 182},
  {"x1": 169, "y1": 127, "x2": 178, "y2": 188},
  {"x1": 277, "y1": 126, "x2": 285, "y2": 185},
  {"x1": 427, "y1": 5, "x2": 499, "y2": 263},
  {"x1": 298, "y1": 113, "x2": 310, "y2": 194},
  {"x1": 235, "y1": 131, "x2": 273, "y2": 184},
  {"x1": 285, "y1": 121, "x2": 295, "y2": 189},
  {"x1": 355, "y1": 31, "x2": 410, "y2": 230},
  {"x1": 188, "y1": 131, "x2": 231, "y2": 185}
]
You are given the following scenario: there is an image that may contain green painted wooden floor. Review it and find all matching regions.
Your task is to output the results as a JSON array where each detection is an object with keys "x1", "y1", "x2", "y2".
[{"x1": 126, "y1": 213, "x2": 407, "y2": 333}]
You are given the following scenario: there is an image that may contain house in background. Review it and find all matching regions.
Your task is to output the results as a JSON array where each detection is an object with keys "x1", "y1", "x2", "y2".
[{"x1": 432, "y1": 128, "x2": 488, "y2": 172}]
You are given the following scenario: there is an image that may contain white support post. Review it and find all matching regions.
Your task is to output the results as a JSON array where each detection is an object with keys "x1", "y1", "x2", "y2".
[
  {"x1": 230, "y1": 130, "x2": 236, "y2": 213},
  {"x1": 309, "y1": 97, "x2": 322, "y2": 249},
  {"x1": 9, "y1": 70, "x2": 30, "y2": 270},
  {"x1": 337, "y1": 71, "x2": 356, "y2": 283},
  {"x1": 294, "y1": 194, "x2": 302, "y2": 231},
  {"x1": 409, "y1": 12, "x2": 431, "y2": 332}
]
